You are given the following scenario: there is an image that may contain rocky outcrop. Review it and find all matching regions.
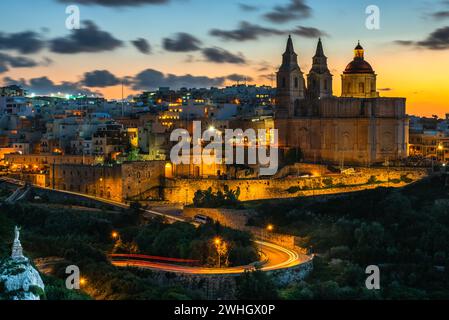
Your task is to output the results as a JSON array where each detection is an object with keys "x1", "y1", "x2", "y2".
[
  {"x1": 0, "y1": 226, "x2": 45, "y2": 300},
  {"x1": 0, "y1": 258, "x2": 45, "y2": 300}
]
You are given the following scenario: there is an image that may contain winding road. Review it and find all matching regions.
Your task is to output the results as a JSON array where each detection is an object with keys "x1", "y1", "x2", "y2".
[
  {"x1": 1, "y1": 177, "x2": 308, "y2": 275},
  {"x1": 110, "y1": 240, "x2": 304, "y2": 275}
]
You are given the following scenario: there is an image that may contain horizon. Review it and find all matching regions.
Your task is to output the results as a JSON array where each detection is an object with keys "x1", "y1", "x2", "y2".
[{"x1": 1, "y1": 0, "x2": 449, "y2": 116}]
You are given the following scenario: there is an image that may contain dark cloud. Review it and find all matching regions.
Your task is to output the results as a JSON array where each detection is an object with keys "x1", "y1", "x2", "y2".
[
  {"x1": 82, "y1": 70, "x2": 121, "y2": 88},
  {"x1": 41, "y1": 57, "x2": 53, "y2": 67},
  {"x1": 257, "y1": 65, "x2": 272, "y2": 72},
  {"x1": 163, "y1": 33, "x2": 202, "y2": 52},
  {"x1": 184, "y1": 54, "x2": 195, "y2": 63},
  {"x1": 0, "y1": 53, "x2": 40, "y2": 74},
  {"x1": 394, "y1": 40, "x2": 414, "y2": 46},
  {"x1": 264, "y1": 0, "x2": 311, "y2": 23},
  {"x1": 432, "y1": 11, "x2": 449, "y2": 19},
  {"x1": 227, "y1": 74, "x2": 254, "y2": 82},
  {"x1": 131, "y1": 38, "x2": 152, "y2": 54},
  {"x1": 395, "y1": 26, "x2": 449, "y2": 50},
  {"x1": 238, "y1": 3, "x2": 259, "y2": 12},
  {"x1": 417, "y1": 27, "x2": 449, "y2": 49},
  {"x1": 291, "y1": 26, "x2": 328, "y2": 38},
  {"x1": 57, "y1": 0, "x2": 169, "y2": 6},
  {"x1": 49, "y1": 20, "x2": 123, "y2": 54},
  {"x1": 210, "y1": 22, "x2": 284, "y2": 41},
  {"x1": 258, "y1": 73, "x2": 276, "y2": 82},
  {"x1": 3, "y1": 76, "x2": 97, "y2": 96},
  {"x1": 131, "y1": 69, "x2": 225, "y2": 90},
  {"x1": 209, "y1": 21, "x2": 326, "y2": 42},
  {"x1": 0, "y1": 31, "x2": 45, "y2": 54},
  {"x1": 202, "y1": 47, "x2": 246, "y2": 64}
]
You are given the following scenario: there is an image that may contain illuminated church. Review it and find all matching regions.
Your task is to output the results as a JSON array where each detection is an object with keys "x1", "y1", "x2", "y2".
[{"x1": 275, "y1": 36, "x2": 409, "y2": 165}]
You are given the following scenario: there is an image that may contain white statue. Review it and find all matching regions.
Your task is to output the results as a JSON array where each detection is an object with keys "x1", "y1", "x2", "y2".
[
  {"x1": 14, "y1": 226, "x2": 20, "y2": 242},
  {"x1": 11, "y1": 226, "x2": 25, "y2": 260}
]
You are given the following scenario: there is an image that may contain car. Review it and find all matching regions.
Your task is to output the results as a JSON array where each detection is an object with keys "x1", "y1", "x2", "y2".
[{"x1": 193, "y1": 214, "x2": 211, "y2": 224}]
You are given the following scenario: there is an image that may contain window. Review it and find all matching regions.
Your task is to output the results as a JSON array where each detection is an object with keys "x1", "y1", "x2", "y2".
[
  {"x1": 359, "y1": 82, "x2": 365, "y2": 93},
  {"x1": 294, "y1": 77, "x2": 298, "y2": 88},
  {"x1": 282, "y1": 77, "x2": 286, "y2": 88}
]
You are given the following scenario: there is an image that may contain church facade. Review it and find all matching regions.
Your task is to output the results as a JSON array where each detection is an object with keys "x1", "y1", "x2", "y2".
[{"x1": 275, "y1": 36, "x2": 409, "y2": 165}]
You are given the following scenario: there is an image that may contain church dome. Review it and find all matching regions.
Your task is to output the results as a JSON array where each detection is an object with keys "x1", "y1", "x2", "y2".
[
  {"x1": 343, "y1": 41, "x2": 375, "y2": 74},
  {"x1": 344, "y1": 59, "x2": 375, "y2": 74}
]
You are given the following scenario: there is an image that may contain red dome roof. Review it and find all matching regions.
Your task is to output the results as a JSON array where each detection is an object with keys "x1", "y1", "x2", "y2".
[{"x1": 344, "y1": 58, "x2": 375, "y2": 74}]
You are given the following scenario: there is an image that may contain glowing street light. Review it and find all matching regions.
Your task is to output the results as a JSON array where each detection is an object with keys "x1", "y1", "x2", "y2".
[
  {"x1": 112, "y1": 231, "x2": 119, "y2": 239},
  {"x1": 80, "y1": 277, "x2": 87, "y2": 286},
  {"x1": 267, "y1": 224, "x2": 274, "y2": 232},
  {"x1": 213, "y1": 237, "x2": 227, "y2": 268}
]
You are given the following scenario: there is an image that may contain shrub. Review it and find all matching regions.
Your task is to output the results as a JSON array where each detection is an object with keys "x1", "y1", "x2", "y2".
[
  {"x1": 323, "y1": 178, "x2": 333, "y2": 187},
  {"x1": 367, "y1": 176, "x2": 378, "y2": 184},
  {"x1": 193, "y1": 185, "x2": 241, "y2": 208},
  {"x1": 286, "y1": 186, "x2": 301, "y2": 194},
  {"x1": 400, "y1": 175, "x2": 414, "y2": 184}
]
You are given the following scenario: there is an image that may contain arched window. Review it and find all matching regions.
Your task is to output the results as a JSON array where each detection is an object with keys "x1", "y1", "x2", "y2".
[
  {"x1": 282, "y1": 77, "x2": 286, "y2": 88},
  {"x1": 294, "y1": 77, "x2": 298, "y2": 88},
  {"x1": 359, "y1": 82, "x2": 365, "y2": 93},
  {"x1": 324, "y1": 79, "x2": 328, "y2": 90}
]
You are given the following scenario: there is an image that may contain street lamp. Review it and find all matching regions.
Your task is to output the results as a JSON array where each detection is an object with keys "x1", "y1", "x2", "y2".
[
  {"x1": 263, "y1": 224, "x2": 274, "y2": 240},
  {"x1": 214, "y1": 237, "x2": 226, "y2": 268},
  {"x1": 112, "y1": 231, "x2": 119, "y2": 240},
  {"x1": 80, "y1": 277, "x2": 87, "y2": 286}
]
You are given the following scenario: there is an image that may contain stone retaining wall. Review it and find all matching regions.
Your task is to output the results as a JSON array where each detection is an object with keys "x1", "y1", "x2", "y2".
[
  {"x1": 165, "y1": 167, "x2": 428, "y2": 204},
  {"x1": 145, "y1": 256, "x2": 314, "y2": 300}
]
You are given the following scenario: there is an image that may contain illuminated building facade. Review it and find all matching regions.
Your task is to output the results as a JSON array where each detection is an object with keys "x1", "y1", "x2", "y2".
[{"x1": 275, "y1": 36, "x2": 409, "y2": 165}]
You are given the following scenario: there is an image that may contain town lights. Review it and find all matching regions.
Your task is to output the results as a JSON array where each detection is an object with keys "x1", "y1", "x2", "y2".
[{"x1": 267, "y1": 224, "x2": 274, "y2": 232}]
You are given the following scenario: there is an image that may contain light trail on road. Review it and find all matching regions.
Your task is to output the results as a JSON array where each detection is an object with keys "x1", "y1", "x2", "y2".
[
  {"x1": 110, "y1": 241, "x2": 305, "y2": 275},
  {"x1": 1, "y1": 177, "x2": 310, "y2": 275}
]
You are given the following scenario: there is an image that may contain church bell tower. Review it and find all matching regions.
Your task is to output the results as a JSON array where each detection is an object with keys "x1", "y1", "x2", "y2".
[
  {"x1": 276, "y1": 35, "x2": 305, "y2": 118},
  {"x1": 307, "y1": 38, "x2": 333, "y2": 99}
]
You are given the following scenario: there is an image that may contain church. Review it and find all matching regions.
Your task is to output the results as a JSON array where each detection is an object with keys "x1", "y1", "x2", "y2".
[{"x1": 274, "y1": 36, "x2": 409, "y2": 165}]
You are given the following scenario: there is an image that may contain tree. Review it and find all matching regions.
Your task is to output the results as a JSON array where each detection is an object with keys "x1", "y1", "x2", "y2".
[
  {"x1": 236, "y1": 270, "x2": 279, "y2": 300},
  {"x1": 284, "y1": 148, "x2": 303, "y2": 165},
  {"x1": 193, "y1": 186, "x2": 241, "y2": 208},
  {"x1": 127, "y1": 148, "x2": 141, "y2": 162}
]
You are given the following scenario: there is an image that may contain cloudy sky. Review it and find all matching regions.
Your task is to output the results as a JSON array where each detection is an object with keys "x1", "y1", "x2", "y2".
[{"x1": 1, "y1": 0, "x2": 449, "y2": 116}]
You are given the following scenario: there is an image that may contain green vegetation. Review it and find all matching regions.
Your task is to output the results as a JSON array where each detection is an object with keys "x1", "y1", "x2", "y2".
[
  {"x1": 0, "y1": 193, "x2": 258, "y2": 300},
  {"x1": 286, "y1": 186, "x2": 301, "y2": 194},
  {"x1": 367, "y1": 175, "x2": 378, "y2": 184},
  {"x1": 236, "y1": 269, "x2": 279, "y2": 300},
  {"x1": 122, "y1": 218, "x2": 258, "y2": 267},
  {"x1": 193, "y1": 185, "x2": 242, "y2": 208},
  {"x1": 284, "y1": 148, "x2": 303, "y2": 165},
  {"x1": 250, "y1": 174, "x2": 449, "y2": 299}
]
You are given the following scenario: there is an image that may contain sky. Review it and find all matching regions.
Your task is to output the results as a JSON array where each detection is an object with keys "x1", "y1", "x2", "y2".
[{"x1": 1, "y1": 0, "x2": 449, "y2": 117}]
